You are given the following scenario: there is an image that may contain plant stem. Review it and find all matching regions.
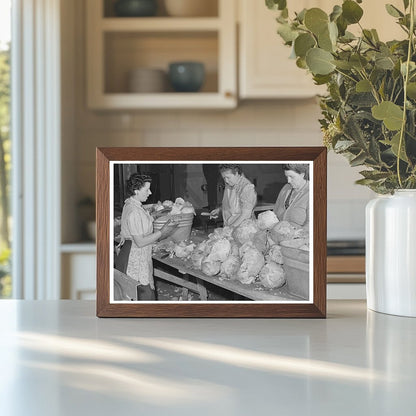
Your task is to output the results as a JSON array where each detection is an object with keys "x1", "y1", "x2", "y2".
[
  {"x1": 397, "y1": 0, "x2": 415, "y2": 188},
  {"x1": 334, "y1": 68, "x2": 358, "y2": 84},
  {"x1": 358, "y1": 69, "x2": 381, "y2": 104}
]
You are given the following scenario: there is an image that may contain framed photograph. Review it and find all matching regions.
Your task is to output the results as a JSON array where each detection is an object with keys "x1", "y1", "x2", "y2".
[{"x1": 96, "y1": 147, "x2": 327, "y2": 318}]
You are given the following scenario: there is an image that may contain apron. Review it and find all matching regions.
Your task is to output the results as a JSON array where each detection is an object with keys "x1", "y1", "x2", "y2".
[
  {"x1": 222, "y1": 175, "x2": 254, "y2": 226},
  {"x1": 117, "y1": 197, "x2": 154, "y2": 287}
]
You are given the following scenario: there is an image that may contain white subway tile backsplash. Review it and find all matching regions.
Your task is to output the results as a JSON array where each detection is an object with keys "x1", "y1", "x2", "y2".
[
  {"x1": 132, "y1": 111, "x2": 180, "y2": 130},
  {"x1": 199, "y1": 129, "x2": 257, "y2": 146},
  {"x1": 327, "y1": 199, "x2": 369, "y2": 240},
  {"x1": 178, "y1": 111, "x2": 227, "y2": 130},
  {"x1": 142, "y1": 131, "x2": 200, "y2": 147}
]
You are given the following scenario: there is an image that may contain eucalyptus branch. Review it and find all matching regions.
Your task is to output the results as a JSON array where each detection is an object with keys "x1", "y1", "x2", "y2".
[
  {"x1": 393, "y1": 85, "x2": 404, "y2": 104},
  {"x1": 358, "y1": 69, "x2": 381, "y2": 105},
  {"x1": 334, "y1": 68, "x2": 359, "y2": 84},
  {"x1": 397, "y1": 0, "x2": 415, "y2": 188},
  {"x1": 390, "y1": 79, "x2": 398, "y2": 102}
]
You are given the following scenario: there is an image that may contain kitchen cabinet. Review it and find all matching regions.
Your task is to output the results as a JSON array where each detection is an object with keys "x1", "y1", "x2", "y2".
[
  {"x1": 61, "y1": 245, "x2": 96, "y2": 300},
  {"x1": 86, "y1": 0, "x2": 237, "y2": 109},
  {"x1": 238, "y1": 0, "x2": 326, "y2": 99},
  {"x1": 238, "y1": 0, "x2": 404, "y2": 99},
  {"x1": 326, "y1": 256, "x2": 366, "y2": 300}
]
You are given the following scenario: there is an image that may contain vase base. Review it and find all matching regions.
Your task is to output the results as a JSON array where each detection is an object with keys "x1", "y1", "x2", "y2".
[{"x1": 367, "y1": 305, "x2": 416, "y2": 318}]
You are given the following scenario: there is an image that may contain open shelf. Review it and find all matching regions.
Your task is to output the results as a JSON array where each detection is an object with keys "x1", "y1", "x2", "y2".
[
  {"x1": 86, "y1": 0, "x2": 236, "y2": 109},
  {"x1": 104, "y1": 31, "x2": 218, "y2": 94}
]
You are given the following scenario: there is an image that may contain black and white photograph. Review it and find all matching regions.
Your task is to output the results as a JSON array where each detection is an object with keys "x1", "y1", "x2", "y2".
[{"x1": 110, "y1": 161, "x2": 313, "y2": 303}]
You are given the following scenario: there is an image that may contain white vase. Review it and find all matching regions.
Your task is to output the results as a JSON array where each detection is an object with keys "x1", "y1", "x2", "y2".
[{"x1": 366, "y1": 189, "x2": 416, "y2": 317}]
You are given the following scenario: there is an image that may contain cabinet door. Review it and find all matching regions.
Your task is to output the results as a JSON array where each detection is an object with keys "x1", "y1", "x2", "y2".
[
  {"x1": 62, "y1": 253, "x2": 96, "y2": 300},
  {"x1": 239, "y1": 0, "x2": 326, "y2": 99},
  {"x1": 239, "y1": 0, "x2": 404, "y2": 99}
]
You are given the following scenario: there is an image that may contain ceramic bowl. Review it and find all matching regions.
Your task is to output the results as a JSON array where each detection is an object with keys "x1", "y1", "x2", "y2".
[
  {"x1": 114, "y1": 0, "x2": 158, "y2": 17},
  {"x1": 128, "y1": 68, "x2": 167, "y2": 93},
  {"x1": 168, "y1": 61, "x2": 205, "y2": 92}
]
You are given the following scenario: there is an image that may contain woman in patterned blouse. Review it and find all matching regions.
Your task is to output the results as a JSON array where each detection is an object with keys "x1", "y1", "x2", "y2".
[
  {"x1": 116, "y1": 173, "x2": 177, "y2": 300},
  {"x1": 210, "y1": 164, "x2": 257, "y2": 228}
]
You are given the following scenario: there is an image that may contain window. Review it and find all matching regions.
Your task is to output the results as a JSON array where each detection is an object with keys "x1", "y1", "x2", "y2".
[{"x1": 0, "y1": 0, "x2": 11, "y2": 298}]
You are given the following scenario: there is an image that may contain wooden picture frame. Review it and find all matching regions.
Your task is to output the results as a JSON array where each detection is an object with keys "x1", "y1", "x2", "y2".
[{"x1": 96, "y1": 147, "x2": 327, "y2": 318}]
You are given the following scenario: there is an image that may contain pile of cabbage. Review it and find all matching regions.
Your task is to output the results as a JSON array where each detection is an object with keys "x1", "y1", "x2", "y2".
[
  {"x1": 166, "y1": 210, "x2": 309, "y2": 290},
  {"x1": 153, "y1": 197, "x2": 195, "y2": 216}
]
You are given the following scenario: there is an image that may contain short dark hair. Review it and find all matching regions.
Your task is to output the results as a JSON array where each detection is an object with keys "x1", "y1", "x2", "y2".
[
  {"x1": 283, "y1": 164, "x2": 309, "y2": 180},
  {"x1": 219, "y1": 164, "x2": 242, "y2": 175},
  {"x1": 126, "y1": 173, "x2": 152, "y2": 197}
]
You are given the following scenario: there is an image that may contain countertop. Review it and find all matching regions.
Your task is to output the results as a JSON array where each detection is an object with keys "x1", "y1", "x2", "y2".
[{"x1": 0, "y1": 300, "x2": 415, "y2": 415}]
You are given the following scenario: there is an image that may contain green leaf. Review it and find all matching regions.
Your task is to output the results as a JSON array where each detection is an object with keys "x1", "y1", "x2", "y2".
[
  {"x1": 266, "y1": 0, "x2": 287, "y2": 11},
  {"x1": 371, "y1": 29, "x2": 380, "y2": 43},
  {"x1": 372, "y1": 101, "x2": 404, "y2": 130},
  {"x1": 393, "y1": 60, "x2": 402, "y2": 79},
  {"x1": 388, "y1": 132, "x2": 409, "y2": 162},
  {"x1": 294, "y1": 33, "x2": 316, "y2": 58},
  {"x1": 378, "y1": 78, "x2": 386, "y2": 100},
  {"x1": 401, "y1": 61, "x2": 416, "y2": 76},
  {"x1": 356, "y1": 79, "x2": 372, "y2": 92},
  {"x1": 342, "y1": 0, "x2": 364, "y2": 24},
  {"x1": 296, "y1": 8, "x2": 307, "y2": 23},
  {"x1": 276, "y1": 14, "x2": 288, "y2": 24},
  {"x1": 330, "y1": 5, "x2": 342, "y2": 22},
  {"x1": 328, "y1": 21, "x2": 338, "y2": 44},
  {"x1": 348, "y1": 92, "x2": 377, "y2": 107},
  {"x1": 277, "y1": 23, "x2": 299, "y2": 43},
  {"x1": 355, "y1": 178, "x2": 378, "y2": 186},
  {"x1": 350, "y1": 152, "x2": 368, "y2": 167},
  {"x1": 363, "y1": 29, "x2": 376, "y2": 46},
  {"x1": 385, "y1": 4, "x2": 404, "y2": 18},
  {"x1": 313, "y1": 74, "x2": 332, "y2": 85},
  {"x1": 403, "y1": 0, "x2": 409, "y2": 10},
  {"x1": 318, "y1": 27, "x2": 334, "y2": 52},
  {"x1": 336, "y1": 16, "x2": 348, "y2": 36},
  {"x1": 334, "y1": 140, "x2": 355, "y2": 151},
  {"x1": 339, "y1": 31, "x2": 356, "y2": 43},
  {"x1": 343, "y1": 114, "x2": 368, "y2": 147},
  {"x1": 305, "y1": 48, "x2": 336, "y2": 75},
  {"x1": 375, "y1": 56, "x2": 395, "y2": 70},
  {"x1": 407, "y1": 82, "x2": 416, "y2": 99},
  {"x1": 350, "y1": 54, "x2": 368, "y2": 70},
  {"x1": 333, "y1": 60, "x2": 352, "y2": 70},
  {"x1": 369, "y1": 136, "x2": 382, "y2": 163},
  {"x1": 296, "y1": 57, "x2": 308, "y2": 69},
  {"x1": 360, "y1": 170, "x2": 391, "y2": 181},
  {"x1": 304, "y1": 8, "x2": 329, "y2": 35}
]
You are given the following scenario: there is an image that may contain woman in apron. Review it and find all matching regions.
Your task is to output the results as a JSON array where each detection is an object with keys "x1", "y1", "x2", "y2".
[
  {"x1": 274, "y1": 164, "x2": 309, "y2": 228},
  {"x1": 115, "y1": 173, "x2": 177, "y2": 300},
  {"x1": 210, "y1": 164, "x2": 257, "y2": 228}
]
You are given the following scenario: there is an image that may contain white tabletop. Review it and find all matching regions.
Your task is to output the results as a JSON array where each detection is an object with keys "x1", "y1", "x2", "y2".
[{"x1": 0, "y1": 300, "x2": 415, "y2": 416}]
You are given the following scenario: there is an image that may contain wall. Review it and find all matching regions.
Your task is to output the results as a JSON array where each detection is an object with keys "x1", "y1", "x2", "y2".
[{"x1": 61, "y1": 0, "x2": 375, "y2": 243}]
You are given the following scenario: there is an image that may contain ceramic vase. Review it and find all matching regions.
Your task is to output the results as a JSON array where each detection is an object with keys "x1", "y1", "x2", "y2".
[{"x1": 366, "y1": 189, "x2": 416, "y2": 317}]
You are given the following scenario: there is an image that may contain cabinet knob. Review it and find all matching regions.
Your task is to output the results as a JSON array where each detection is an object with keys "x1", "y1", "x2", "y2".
[{"x1": 224, "y1": 91, "x2": 234, "y2": 99}]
